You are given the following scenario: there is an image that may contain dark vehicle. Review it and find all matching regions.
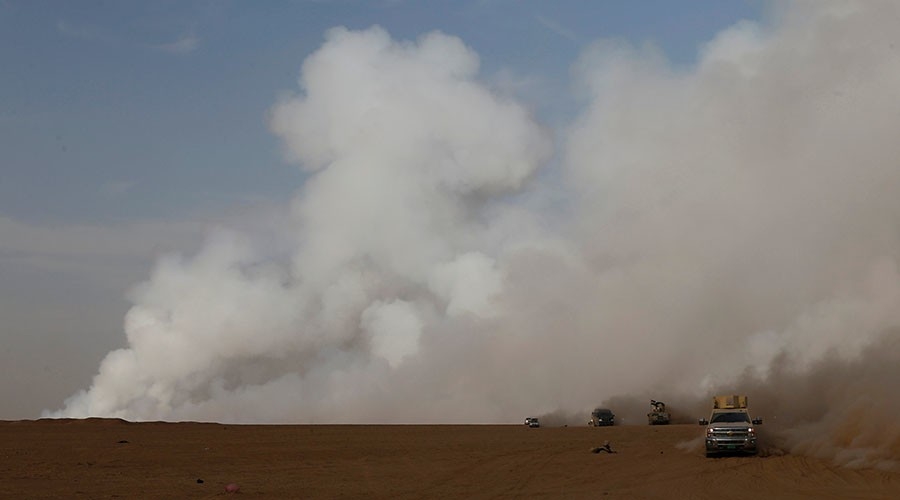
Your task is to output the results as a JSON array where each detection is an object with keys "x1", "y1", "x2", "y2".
[
  {"x1": 527, "y1": 417, "x2": 541, "y2": 428},
  {"x1": 588, "y1": 408, "x2": 615, "y2": 426}
]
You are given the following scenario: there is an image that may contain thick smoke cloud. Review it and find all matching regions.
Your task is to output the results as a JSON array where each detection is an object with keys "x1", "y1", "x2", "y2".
[{"x1": 50, "y1": 2, "x2": 900, "y2": 468}]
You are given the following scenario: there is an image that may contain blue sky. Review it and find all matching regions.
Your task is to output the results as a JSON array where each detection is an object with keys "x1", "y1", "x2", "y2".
[
  {"x1": 2, "y1": 0, "x2": 762, "y2": 223},
  {"x1": 1, "y1": 0, "x2": 765, "y2": 419}
]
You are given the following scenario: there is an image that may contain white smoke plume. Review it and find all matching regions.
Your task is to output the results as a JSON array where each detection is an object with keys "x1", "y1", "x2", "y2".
[{"x1": 51, "y1": 1, "x2": 900, "y2": 468}]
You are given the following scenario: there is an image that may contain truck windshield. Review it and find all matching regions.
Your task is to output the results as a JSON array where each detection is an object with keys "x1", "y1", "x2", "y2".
[{"x1": 710, "y1": 412, "x2": 750, "y2": 423}]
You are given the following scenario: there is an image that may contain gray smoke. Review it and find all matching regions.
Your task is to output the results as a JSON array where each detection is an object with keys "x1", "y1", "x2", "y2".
[{"x1": 49, "y1": 2, "x2": 900, "y2": 468}]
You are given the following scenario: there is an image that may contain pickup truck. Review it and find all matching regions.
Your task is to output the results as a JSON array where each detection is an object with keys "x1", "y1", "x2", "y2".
[
  {"x1": 699, "y1": 395, "x2": 762, "y2": 457},
  {"x1": 588, "y1": 408, "x2": 615, "y2": 426}
]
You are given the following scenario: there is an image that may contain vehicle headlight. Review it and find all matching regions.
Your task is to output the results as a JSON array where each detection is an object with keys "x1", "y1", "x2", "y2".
[
  {"x1": 706, "y1": 428, "x2": 714, "y2": 436},
  {"x1": 747, "y1": 427, "x2": 755, "y2": 435}
]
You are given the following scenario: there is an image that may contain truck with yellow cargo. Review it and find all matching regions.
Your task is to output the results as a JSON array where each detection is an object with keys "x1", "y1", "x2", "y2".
[{"x1": 698, "y1": 395, "x2": 762, "y2": 457}]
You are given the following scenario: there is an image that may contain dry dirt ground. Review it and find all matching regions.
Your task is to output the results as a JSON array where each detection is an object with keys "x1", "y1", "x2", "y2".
[{"x1": 2, "y1": 419, "x2": 899, "y2": 499}]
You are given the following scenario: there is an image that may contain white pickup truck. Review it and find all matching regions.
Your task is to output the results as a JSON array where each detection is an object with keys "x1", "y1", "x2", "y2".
[{"x1": 698, "y1": 395, "x2": 762, "y2": 457}]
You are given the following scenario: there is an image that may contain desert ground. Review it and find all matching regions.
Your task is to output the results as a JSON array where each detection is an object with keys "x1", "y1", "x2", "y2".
[{"x1": 2, "y1": 419, "x2": 899, "y2": 499}]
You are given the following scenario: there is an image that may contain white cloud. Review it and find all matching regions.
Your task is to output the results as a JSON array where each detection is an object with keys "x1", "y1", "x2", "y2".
[
  {"x1": 56, "y1": 18, "x2": 199, "y2": 55},
  {"x1": 150, "y1": 34, "x2": 200, "y2": 55},
  {"x1": 534, "y1": 14, "x2": 577, "y2": 42}
]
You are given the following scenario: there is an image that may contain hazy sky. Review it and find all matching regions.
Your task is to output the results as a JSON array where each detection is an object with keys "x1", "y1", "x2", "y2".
[{"x1": 1, "y1": 0, "x2": 765, "y2": 420}]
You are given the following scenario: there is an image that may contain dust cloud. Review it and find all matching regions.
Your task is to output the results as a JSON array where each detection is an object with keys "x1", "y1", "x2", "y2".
[{"x1": 48, "y1": 1, "x2": 900, "y2": 469}]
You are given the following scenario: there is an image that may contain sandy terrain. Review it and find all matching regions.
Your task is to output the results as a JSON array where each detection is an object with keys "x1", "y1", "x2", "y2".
[{"x1": 2, "y1": 419, "x2": 898, "y2": 499}]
